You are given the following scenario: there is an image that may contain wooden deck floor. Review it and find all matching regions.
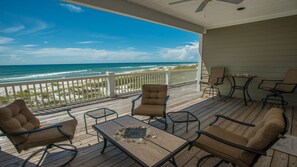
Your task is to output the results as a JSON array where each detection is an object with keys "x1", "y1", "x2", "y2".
[{"x1": 0, "y1": 83, "x2": 296, "y2": 167}]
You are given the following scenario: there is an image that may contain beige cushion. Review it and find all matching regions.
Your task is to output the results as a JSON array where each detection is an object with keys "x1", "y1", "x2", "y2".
[
  {"x1": 18, "y1": 119, "x2": 77, "y2": 150},
  {"x1": 133, "y1": 105, "x2": 165, "y2": 117},
  {"x1": 194, "y1": 108, "x2": 285, "y2": 167},
  {"x1": 0, "y1": 99, "x2": 40, "y2": 145},
  {"x1": 241, "y1": 108, "x2": 285, "y2": 164},
  {"x1": 194, "y1": 125, "x2": 249, "y2": 167},
  {"x1": 277, "y1": 69, "x2": 297, "y2": 92},
  {"x1": 208, "y1": 67, "x2": 225, "y2": 86},
  {"x1": 141, "y1": 84, "x2": 167, "y2": 105}
]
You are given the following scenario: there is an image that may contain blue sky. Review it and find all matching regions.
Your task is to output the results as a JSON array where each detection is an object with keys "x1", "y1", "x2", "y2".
[{"x1": 0, "y1": 0, "x2": 199, "y2": 65}]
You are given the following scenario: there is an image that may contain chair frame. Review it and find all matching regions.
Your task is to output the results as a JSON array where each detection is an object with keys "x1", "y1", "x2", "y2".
[
  {"x1": 131, "y1": 94, "x2": 170, "y2": 129},
  {"x1": 201, "y1": 67, "x2": 225, "y2": 99},
  {"x1": 258, "y1": 79, "x2": 297, "y2": 111},
  {"x1": 189, "y1": 113, "x2": 289, "y2": 167},
  {"x1": 0, "y1": 108, "x2": 78, "y2": 167}
]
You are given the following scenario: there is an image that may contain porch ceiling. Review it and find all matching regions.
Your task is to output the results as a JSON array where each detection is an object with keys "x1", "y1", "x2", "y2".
[{"x1": 64, "y1": 0, "x2": 297, "y2": 34}]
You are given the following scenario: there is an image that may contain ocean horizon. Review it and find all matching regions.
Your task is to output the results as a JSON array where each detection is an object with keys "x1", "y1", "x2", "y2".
[{"x1": 0, "y1": 62, "x2": 197, "y2": 83}]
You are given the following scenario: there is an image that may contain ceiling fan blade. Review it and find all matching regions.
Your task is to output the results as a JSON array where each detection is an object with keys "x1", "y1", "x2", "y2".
[
  {"x1": 217, "y1": 0, "x2": 244, "y2": 4},
  {"x1": 169, "y1": 0, "x2": 193, "y2": 5},
  {"x1": 195, "y1": 0, "x2": 211, "y2": 12}
]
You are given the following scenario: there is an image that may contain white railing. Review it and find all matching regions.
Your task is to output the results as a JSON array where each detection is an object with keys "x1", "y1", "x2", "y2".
[
  {"x1": 114, "y1": 71, "x2": 166, "y2": 96},
  {"x1": 0, "y1": 69, "x2": 197, "y2": 111}
]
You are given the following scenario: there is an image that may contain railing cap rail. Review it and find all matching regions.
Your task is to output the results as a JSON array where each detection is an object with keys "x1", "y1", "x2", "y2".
[{"x1": 0, "y1": 74, "x2": 108, "y2": 86}]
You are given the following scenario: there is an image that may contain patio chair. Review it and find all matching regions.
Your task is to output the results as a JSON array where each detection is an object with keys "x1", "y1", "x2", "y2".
[
  {"x1": 189, "y1": 107, "x2": 288, "y2": 167},
  {"x1": 131, "y1": 84, "x2": 169, "y2": 129},
  {"x1": 258, "y1": 69, "x2": 297, "y2": 111},
  {"x1": 201, "y1": 67, "x2": 225, "y2": 99},
  {"x1": 0, "y1": 99, "x2": 78, "y2": 167}
]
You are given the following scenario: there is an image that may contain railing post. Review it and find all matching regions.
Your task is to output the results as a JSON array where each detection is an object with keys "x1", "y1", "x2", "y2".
[
  {"x1": 165, "y1": 68, "x2": 171, "y2": 86},
  {"x1": 197, "y1": 35, "x2": 203, "y2": 92},
  {"x1": 106, "y1": 72, "x2": 116, "y2": 97}
]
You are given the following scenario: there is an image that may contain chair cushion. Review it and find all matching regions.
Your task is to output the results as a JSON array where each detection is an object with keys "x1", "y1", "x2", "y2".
[
  {"x1": 133, "y1": 104, "x2": 165, "y2": 117},
  {"x1": 0, "y1": 99, "x2": 40, "y2": 145},
  {"x1": 242, "y1": 108, "x2": 285, "y2": 164},
  {"x1": 194, "y1": 125, "x2": 249, "y2": 167},
  {"x1": 208, "y1": 67, "x2": 225, "y2": 86},
  {"x1": 18, "y1": 119, "x2": 77, "y2": 150},
  {"x1": 277, "y1": 69, "x2": 297, "y2": 92},
  {"x1": 141, "y1": 85, "x2": 167, "y2": 105}
]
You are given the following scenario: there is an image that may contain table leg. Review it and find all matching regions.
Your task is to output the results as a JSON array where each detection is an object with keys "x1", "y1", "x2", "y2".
[
  {"x1": 245, "y1": 78, "x2": 253, "y2": 102},
  {"x1": 243, "y1": 87, "x2": 247, "y2": 106},
  {"x1": 186, "y1": 113, "x2": 189, "y2": 132},
  {"x1": 95, "y1": 119, "x2": 100, "y2": 142},
  {"x1": 172, "y1": 123, "x2": 175, "y2": 134},
  {"x1": 84, "y1": 114, "x2": 88, "y2": 134},
  {"x1": 227, "y1": 77, "x2": 235, "y2": 98},
  {"x1": 229, "y1": 77, "x2": 236, "y2": 98},
  {"x1": 169, "y1": 157, "x2": 177, "y2": 167},
  {"x1": 243, "y1": 77, "x2": 254, "y2": 105},
  {"x1": 101, "y1": 137, "x2": 107, "y2": 153}
]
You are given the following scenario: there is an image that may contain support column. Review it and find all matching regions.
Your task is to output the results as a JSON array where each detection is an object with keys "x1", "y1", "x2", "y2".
[
  {"x1": 106, "y1": 72, "x2": 116, "y2": 97},
  {"x1": 197, "y1": 34, "x2": 203, "y2": 92}
]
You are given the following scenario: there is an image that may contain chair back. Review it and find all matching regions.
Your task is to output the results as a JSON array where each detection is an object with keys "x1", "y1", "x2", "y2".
[
  {"x1": 277, "y1": 69, "x2": 297, "y2": 92},
  {"x1": 0, "y1": 99, "x2": 40, "y2": 146},
  {"x1": 141, "y1": 84, "x2": 168, "y2": 105},
  {"x1": 241, "y1": 108, "x2": 288, "y2": 165},
  {"x1": 208, "y1": 67, "x2": 225, "y2": 85}
]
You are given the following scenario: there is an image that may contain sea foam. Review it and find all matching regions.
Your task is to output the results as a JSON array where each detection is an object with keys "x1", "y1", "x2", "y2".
[{"x1": 0, "y1": 70, "x2": 88, "y2": 81}]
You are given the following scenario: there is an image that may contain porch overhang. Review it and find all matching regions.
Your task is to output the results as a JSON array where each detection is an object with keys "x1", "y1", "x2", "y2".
[
  {"x1": 63, "y1": 0, "x2": 206, "y2": 34},
  {"x1": 63, "y1": 0, "x2": 297, "y2": 34}
]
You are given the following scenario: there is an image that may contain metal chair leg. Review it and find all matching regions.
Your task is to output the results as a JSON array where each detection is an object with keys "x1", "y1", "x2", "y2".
[
  {"x1": 84, "y1": 114, "x2": 88, "y2": 134},
  {"x1": 197, "y1": 154, "x2": 214, "y2": 167},
  {"x1": 22, "y1": 144, "x2": 77, "y2": 167}
]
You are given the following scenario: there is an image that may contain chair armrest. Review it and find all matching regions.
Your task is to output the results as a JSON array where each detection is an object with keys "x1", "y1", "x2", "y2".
[
  {"x1": 132, "y1": 94, "x2": 142, "y2": 103},
  {"x1": 210, "y1": 115, "x2": 255, "y2": 127},
  {"x1": 165, "y1": 95, "x2": 170, "y2": 104},
  {"x1": 131, "y1": 94, "x2": 142, "y2": 115},
  {"x1": 196, "y1": 130, "x2": 266, "y2": 155},
  {"x1": 65, "y1": 108, "x2": 76, "y2": 120},
  {"x1": 274, "y1": 82, "x2": 297, "y2": 92},
  {"x1": 216, "y1": 77, "x2": 224, "y2": 85},
  {"x1": 258, "y1": 79, "x2": 283, "y2": 89},
  {"x1": 2, "y1": 124, "x2": 63, "y2": 136}
]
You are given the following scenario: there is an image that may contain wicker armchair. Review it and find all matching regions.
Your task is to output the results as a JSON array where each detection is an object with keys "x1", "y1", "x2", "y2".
[
  {"x1": 201, "y1": 67, "x2": 225, "y2": 99},
  {"x1": 189, "y1": 107, "x2": 288, "y2": 167},
  {"x1": 131, "y1": 84, "x2": 169, "y2": 129},
  {"x1": 0, "y1": 99, "x2": 78, "y2": 167},
  {"x1": 258, "y1": 69, "x2": 297, "y2": 111}
]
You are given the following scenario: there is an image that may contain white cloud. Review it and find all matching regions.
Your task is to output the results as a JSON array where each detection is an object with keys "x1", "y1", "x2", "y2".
[
  {"x1": 2, "y1": 47, "x2": 151, "y2": 63},
  {"x1": 19, "y1": 19, "x2": 48, "y2": 35},
  {"x1": 92, "y1": 33, "x2": 120, "y2": 40},
  {"x1": 0, "y1": 24, "x2": 25, "y2": 33},
  {"x1": 10, "y1": 55, "x2": 22, "y2": 61},
  {"x1": 60, "y1": 4, "x2": 84, "y2": 13},
  {"x1": 21, "y1": 44, "x2": 37, "y2": 47},
  {"x1": 76, "y1": 41, "x2": 102, "y2": 44},
  {"x1": 0, "y1": 37, "x2": 14, "y2": 44},
  {"x1": 43, "y1": 41, "x2": 48, "y2": 44},
  {"x1": 159, "y1": 42, "x2": 199, "y2": 61},
  {"x1": 0, "y1": 41, "x2": 199, "y2": 64}
]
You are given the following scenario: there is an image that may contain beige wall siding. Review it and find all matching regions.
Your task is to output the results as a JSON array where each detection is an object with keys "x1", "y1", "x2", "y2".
[{"x1": 202, "y1": 15, "x2": 297, "y2": 106}]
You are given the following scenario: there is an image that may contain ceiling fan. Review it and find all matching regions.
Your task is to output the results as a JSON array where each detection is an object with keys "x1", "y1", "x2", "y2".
[{"x1": 169, "y1": 0, "x2": 244, "y2": 13}]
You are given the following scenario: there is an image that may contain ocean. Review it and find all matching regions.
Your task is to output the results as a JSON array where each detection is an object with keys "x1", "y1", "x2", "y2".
[{"x1": 0, "y1": 62, "x2": 196, "y2": 83}]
